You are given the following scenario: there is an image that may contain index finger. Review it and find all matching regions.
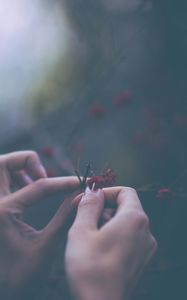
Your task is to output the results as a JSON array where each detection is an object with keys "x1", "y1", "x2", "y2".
[
  {"x1": 1, "y1": 151, "x2": 47, "y2": 179},
  {"x1": 8, "y1": 176, "x2": 81, "y2": 208}
]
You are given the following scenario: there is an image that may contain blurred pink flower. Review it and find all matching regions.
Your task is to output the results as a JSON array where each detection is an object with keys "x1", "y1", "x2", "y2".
[
  {"x1": 133, "y1": 131, "x2": 147, "y2": 146},
  {"x1": 114, "y1": 90, "x2": 133, "y2": 107},
  {"x1": 89, "y1": 104, "x2": 105, "y2": 119},
  {"x1": 87, "y1": 169, "x2": 116, "y2": 189},
  {"x1": 174, "y1": 115, "x2": 187, "y2": 128},
  {"x1": 41, "y1": 146, "x2": 54, "y2": 158},
  {"x1": 156, "y1": 188, "x2": 173, "y2": 200}
]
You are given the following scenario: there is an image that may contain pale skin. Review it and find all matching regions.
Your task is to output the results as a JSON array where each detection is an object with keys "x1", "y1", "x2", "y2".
[
  {"x1": 65, "y1": 186, "x2": 157, "y2": 300},
  {"x1": 0, "y1": 151, "x2": 157, "y2": 300},
  {"x1": 0, "y1": 151, "x2": 81, "y2": 299}
]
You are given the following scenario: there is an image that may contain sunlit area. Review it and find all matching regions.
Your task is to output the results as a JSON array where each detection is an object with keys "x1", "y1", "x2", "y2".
[
  {"x1": 0, "y1": 0, "x2": 70, "y2": 138},
  {"x1": 0, "y1": 1, "x2": 187, "y2": 300}
]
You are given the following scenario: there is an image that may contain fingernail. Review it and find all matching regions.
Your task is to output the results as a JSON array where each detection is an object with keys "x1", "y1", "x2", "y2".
[
  {"x1": 81, "y1": 187, "x2": 104, "y2": 202},
  {"x1": 40, "y1": 165, "x2": 47, "y2": 177},
  {"x1": 85, "y1": 186, "x2": 100, "y2": 196}
]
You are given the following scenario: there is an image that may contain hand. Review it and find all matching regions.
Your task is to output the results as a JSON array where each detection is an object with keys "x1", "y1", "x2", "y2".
[
  {"x1": 65, "y1": 187, "x2": 157, "y2": 300},
  {"x1": 0, "y1": 151, "x2": 80, "y2": 299}
]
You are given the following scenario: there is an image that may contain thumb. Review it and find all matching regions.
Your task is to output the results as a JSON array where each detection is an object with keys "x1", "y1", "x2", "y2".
[{"x1": 73, "y1": 187, "x2": 105, "y2": 230}]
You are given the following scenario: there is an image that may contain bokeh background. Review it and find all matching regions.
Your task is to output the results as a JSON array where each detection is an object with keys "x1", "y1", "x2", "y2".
[{"x1": 1, "y1": 0, "x2": 187, "y2": 299}]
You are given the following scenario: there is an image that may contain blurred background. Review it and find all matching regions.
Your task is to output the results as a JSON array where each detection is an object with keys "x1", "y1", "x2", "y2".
[{"x1": 1, "y1": 0, "x2": 187, "y2": 299}]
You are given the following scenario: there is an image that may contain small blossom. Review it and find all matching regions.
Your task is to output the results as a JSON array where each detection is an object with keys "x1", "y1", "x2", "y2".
[
  {"x1": 87, "y1": 176, "x2": 105, "y2": 189},
  {"x1": 41, "y1": 146, "x2": 54, "y2": 158},
  {"x1": 150, "y1": 135, "x2": 168, "y2": 152},
  {"x1": 87, "y1": 169, "x2": 116, "y2": 190},
  {"x1": 89, "y1": 104, "x2": 105, "y2": 119},
  {"x1": 71, "y1": 142, "x2": 84, "y2": 153},
  {"x1": 114, "y1": 90, "x2": 133, "y2": 107},
  {"x1": 156, "y1": 188, "x2": 173, "y2": 200},
  {"x1": 133, "y1": 131, "x2": 147, "y2": 146},
  {"x1": 174, "y1": 115, "x2": 187, "y2": 128},
  {"x1": 60, "y1": 160, "x2": 74, "y2": 174},
  {"x1": 143, "y1": 107, "x2": 160, "y2": 132}
]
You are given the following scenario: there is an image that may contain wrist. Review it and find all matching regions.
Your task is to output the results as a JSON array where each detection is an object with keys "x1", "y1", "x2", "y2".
[
  {"x1": 71, "y1": 283, "x2": 123, "y2": 300},
  {"x1": 67, "y1": 267, "x2": 124, "y2": 300}
]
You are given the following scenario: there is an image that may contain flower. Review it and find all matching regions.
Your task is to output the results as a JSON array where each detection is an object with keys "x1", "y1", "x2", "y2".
[
  {"x1": 114, "y1": 90, "x2": 133, "y2": 107},
  {"x1": 89, "y1": 104, "x2": 105, "y2": 119},
  {"x1": 87, "y1": 169, "x2": 116, "y2": 190},
  {"x1": 143, "y1": 107, "x2": 160, "y2": 133},
  {"x1": 156, "y1": 188, "x2": 173, "y2": 200},
  {"x1": 174, "y1": 115, "x2": 187, "y2": 128},
  {"x1": 71, "y1": 142, "x2": 84, "y2": 154},
  {"x1": 133, "y1": 131, "x2": 147, "y2": 146},
  {"x1": 41, "y1": 146, "x2": 54, "y2": 158}
]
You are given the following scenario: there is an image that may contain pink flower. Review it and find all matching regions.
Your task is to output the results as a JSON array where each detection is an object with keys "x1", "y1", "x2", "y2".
[
  {"x1": 174, "y1": 115, "x2": 187, "y2": 128},
  {"x1": 156, "y1": 188, "x2": 173, "y2": 200},
  {"x1": 87, "y1": 169, "x2": 116, "y2": 189},
  {"x1": 143, "y1": 107, "x2": 160, "y2": 133},
  {"x1": 71, "y1": 142, "x2": 84, "y2": 153},
  {"x1": 89, "y1": 104, "x2": 105, "y2": 119},
  {"x1": 87, "y1": 176, "x2": 105, "y2": 189},
  {"x1": 41, "y1": 146, "x2": 54, "y2": 158},
  {"x1": 133, "y1": 131, "x2": 147, "y2": 146},
  {"x1": 114, "y1": 90, "x2": 133, "y2": 107}
]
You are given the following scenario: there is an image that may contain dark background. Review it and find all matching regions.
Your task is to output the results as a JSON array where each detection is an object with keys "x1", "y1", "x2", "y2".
[{"x1": 1, "y1": 1, "x2": 187, "y2": 299}]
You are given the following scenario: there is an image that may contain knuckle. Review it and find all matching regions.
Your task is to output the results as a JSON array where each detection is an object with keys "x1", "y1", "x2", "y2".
[
  {"x1": 150, "y1": 235, "x2": 158, "y2": 252},
  {"x1": 68, "y1": 222, "x2": 88, "y2": 240},
  {"x1": 142, "y1": 214, "x2": 150, "y2": 227},
  {"x1": 0, "y1": 154, "x2": 7, "y2": 166},
  {"x1": 68, "y1": 227, "x2": 75, "y2": 238},
  {"x1": 133, "y1": 211, "x2": 150, "y2": 228},
  {"x1": 67, "y1": 226, "x2": 79, "y2": 240},
  {"x1": 79, "y1": 196, "x2": 98, "y2": 208},
  {"x1": 26, "y1": 150, "x2": 39, "y2": 160},
  {"x1": 121, "y1": 186, "x2": 137, "y2": 194}
]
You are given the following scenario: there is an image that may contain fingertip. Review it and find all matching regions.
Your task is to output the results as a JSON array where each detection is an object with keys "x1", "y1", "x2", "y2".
[
  {"x1": 30, "y1": 161, "x2": 47, "y2": 180},
  {"x1": 73, "y1": 188, "x2": 105, "y2": 230},
  {"x1": 80, "y1": 187, "x2": 104, "y2": 204},
  {"x1": 37, "y1": 164, "x2": 47, "y2": 178}
]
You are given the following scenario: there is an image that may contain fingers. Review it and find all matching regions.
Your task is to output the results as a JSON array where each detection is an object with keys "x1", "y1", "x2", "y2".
[
  {"x1": 73, "y1": 187, "x2": 145, "y2": 233},
  {"x1": 99, "y1": 208, "x2": 115, "y2": 227},
  {"x1": 8, "y1": 177, "x2": 81, "y2": 208},
  {"x1": 101, "y1": 187, "x2": 151, "y2": 243},
  {"x1": 73, "y1": 186, "x2": 142, "y2": 211},
  {"x1": 12, "y1": 170, "x2": 33, "y2": 188},
  {"x1": 72, "y1": 187, "x2": 105, "y2": 231},
  {"x1": 102, "y1": 208, "x2": 114, "y2": 222},
  {"x1": 1, "y1": 151, "x2": 47, "y2": 180},
  {"x1": 115, "y1": 187, "x2": 143, "y2": 214},
  {"x1": 41, "y1": 193, "x2": 78, "y2": 244}
]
